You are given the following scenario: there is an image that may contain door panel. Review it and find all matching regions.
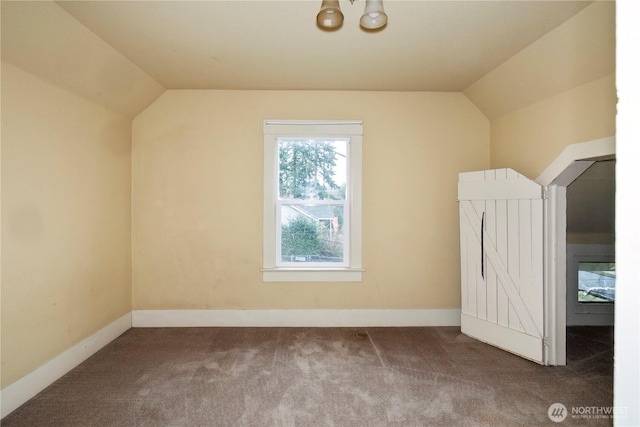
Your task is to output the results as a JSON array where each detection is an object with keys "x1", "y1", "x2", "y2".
[{"x1": 459, "y1": 169, "x2": 544, "y2": 363}]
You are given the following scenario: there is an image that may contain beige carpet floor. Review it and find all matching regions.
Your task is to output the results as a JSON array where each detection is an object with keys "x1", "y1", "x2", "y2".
[{"x1": 2, "y1": 326, "x2": 613, "y2": 426}]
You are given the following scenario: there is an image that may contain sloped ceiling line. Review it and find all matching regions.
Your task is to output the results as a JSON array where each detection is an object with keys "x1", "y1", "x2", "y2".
[{"x1": 2, "y1": 1, "x2": 614, "y2": 119}]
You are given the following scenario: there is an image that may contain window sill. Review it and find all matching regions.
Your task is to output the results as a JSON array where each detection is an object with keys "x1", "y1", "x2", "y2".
[{"x1": 261, "y1": 268, "x2": 364, "y2": 282}]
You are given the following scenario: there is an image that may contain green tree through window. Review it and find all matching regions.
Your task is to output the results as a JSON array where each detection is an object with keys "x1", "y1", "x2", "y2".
[
  {"x1": 280, "y1": 216, "x2": 322, "y2": 261},
  {"x1": 278, "y1": 138, "x2": 346, "y2": 263},
  {"x1": 279, "y1": 140, "x2": 342, "y2": 200}
]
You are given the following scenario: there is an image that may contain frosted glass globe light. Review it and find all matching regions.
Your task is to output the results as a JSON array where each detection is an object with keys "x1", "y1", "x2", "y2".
[
  {"x1": 317, "y1": 0, "x2": 344, "y2": 30},
  {"x1": 360, "y1": 0, "x2": 387, "y2": 30}
]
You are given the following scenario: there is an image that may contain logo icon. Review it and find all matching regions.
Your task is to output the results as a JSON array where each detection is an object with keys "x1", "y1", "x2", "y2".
[{"x1": 548, "y1": 403, "x2": 568, "y2": 422}]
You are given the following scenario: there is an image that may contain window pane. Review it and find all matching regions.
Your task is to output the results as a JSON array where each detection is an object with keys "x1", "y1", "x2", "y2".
[
  {"x1": 278, "y1": 139, "x2": 347, "y2": 201},
  {"x1": 279, "y1": 204, "x2": 344, "y2": 264},
  {"x1": 578, "y1": 262, "x2": 616, "y2": 303}
]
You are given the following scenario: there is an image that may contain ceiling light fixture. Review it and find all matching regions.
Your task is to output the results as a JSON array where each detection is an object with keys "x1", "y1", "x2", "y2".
[
  {"x1": 359, "y1": 0, "x2": 387, "y2": 30},
  {"x1": 316, "y1": 0, "x2": 387, "y2": 31},
  {"x1": 316, "y1": 0, "x2": 344, "y2": 30}
]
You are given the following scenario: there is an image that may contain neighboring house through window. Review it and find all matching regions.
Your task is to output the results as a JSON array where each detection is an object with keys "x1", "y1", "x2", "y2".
[{"x1": 262, "y1": 120, "x2": 363, "y2": 282}]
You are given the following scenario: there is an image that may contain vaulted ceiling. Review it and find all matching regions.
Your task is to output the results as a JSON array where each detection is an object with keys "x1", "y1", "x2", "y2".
[
  {"x1": 2, "y1": 1, "x2": 614, "y2": 118},
  {"x1": 53, "y1": 0, "x2": 593, "y2": 91}
]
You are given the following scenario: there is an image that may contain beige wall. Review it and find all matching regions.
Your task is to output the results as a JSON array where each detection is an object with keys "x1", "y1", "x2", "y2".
[
  {"x1": 132, "y1": 90, "x2": 489, "y2": 310},
  {"x1": 464, "y1": 2, "x2": 615, "y2": 121},
  {"x1": 1, "y1": 63, "x2": 132, "y2": 388},
  {"x1": 466, "y1": 1, "x2": 617, "y2": 179},
  {"x1": 489, "y1": 74, "x2": 616, "y2": 179},
  {"x1": 1, "y1": 1, "x2": 165, "y2": 119}
]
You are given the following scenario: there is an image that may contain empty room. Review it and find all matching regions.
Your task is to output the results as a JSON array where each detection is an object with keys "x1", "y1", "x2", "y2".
[{"x1": 1, "y1": 0, "x2": 638, "y2": 425}]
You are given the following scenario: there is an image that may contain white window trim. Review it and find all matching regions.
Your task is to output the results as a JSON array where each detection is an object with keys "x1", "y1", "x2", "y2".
[{"x1": 262, "y1": 120, "x2": 363, "y2": 282}]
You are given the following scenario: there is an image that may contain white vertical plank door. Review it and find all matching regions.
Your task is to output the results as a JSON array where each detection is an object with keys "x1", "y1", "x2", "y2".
[{"x1": 458, "y1": 168, "x2": 545, "y2": 363}]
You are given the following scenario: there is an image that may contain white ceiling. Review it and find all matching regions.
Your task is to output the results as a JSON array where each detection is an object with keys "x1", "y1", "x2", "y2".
[{"x1": 54, "y1": 0, "x2": 594, "y2": 92}]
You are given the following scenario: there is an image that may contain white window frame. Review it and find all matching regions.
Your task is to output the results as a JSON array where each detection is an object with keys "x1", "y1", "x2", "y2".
[{"x1": 262, "y1": 120, "x2": 363, "y2": 282}]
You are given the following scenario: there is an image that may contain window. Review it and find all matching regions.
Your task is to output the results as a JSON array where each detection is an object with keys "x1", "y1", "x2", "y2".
[
  {"x1": 262, "y1": 121, "x2": 363, "y2": 282},
  {"x1": 566, "y1": 244, "x2": 615, "y2": 326},
  {"x1": 577, "y1": 262, "x2": 615, "y2": 303}
]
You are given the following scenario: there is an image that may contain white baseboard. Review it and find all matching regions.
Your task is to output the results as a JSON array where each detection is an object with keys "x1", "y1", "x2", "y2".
[
  {"x1": 132, "y1": 309, "x2": 461, "y2": 328},
  {"x1": 0, "y1": 312, "x2": 132, "y2": 419}
]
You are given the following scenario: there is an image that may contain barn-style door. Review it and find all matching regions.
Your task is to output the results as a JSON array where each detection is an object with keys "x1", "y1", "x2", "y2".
[{"x1": 458, "y1": 168, "x2": 545, "y2": 363}]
